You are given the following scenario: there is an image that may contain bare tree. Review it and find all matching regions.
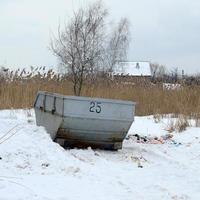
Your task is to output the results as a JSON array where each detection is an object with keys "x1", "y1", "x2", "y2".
[
  {"x1": 150, "y1": 62, "x2": 166, "y2": 81},
  {"x1": 51, "y1": 0, "x2": 130, "y2": 96},
  {"x1": 105, "y1": 18, "x2": 130, "y2": 72},
  {"x1": 170, "y1": 67, "x2": 179, "y2": 82}
]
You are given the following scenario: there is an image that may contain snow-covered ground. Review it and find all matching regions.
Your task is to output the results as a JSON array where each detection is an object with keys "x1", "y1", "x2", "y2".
[{"x1": 0, "y1": 110, "x2": 199, "y2": 200}]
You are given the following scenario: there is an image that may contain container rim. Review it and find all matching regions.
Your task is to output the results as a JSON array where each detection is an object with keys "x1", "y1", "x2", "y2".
[{"x1": 36, "y1": 91, "x2": 136, "y2": 105}]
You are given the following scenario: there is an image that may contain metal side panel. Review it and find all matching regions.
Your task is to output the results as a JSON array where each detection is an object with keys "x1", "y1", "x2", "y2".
[
  {"x1": 63, "y1": 98, "x2": 134, "y2": 121},
  {"x1": 61, "y1": 116, "x2": 132, "y2": 136},
  {"x1": 35, "y1": 109, "x2": 63, "y2": 140},
  {"x1": 58, "y1": 117, "x2": 133, "y2": 144}
]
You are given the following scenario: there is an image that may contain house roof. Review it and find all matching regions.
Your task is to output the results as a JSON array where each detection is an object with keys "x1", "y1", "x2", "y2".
[{"x1": 114, "y1": 61, "x2": 151, "y2": 76}]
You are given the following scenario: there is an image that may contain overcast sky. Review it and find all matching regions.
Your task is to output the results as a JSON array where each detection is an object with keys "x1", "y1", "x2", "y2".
[{"x1": 0, "y1": 0, "x2": 200, "y2": 74}]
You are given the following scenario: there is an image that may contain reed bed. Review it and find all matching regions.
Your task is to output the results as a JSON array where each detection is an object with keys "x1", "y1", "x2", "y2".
[{"x1": 0, "y1": 68, "x2": 200, "y2": 118}]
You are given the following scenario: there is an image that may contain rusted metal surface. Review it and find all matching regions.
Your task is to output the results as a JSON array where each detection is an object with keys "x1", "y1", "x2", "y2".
[
  {"x1": 34, "y1": 91, "x2": 135, "y2": 150},
  {"x1": 56, "y1": 128, "x2": 123, "y2": 150}
]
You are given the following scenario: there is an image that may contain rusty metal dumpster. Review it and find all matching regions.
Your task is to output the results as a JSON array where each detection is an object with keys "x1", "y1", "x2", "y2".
[{"x1": 34, "y1": 91, "x2": 135, "y2": 150}]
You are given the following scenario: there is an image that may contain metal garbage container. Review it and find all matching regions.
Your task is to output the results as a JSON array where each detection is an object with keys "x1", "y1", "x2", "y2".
[{"x1": 34, "y1": 91, "x2": 135, "y2": 150}]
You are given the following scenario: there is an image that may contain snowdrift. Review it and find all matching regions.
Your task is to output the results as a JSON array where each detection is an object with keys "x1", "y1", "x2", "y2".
[{"x1": 0, "y1": 110, "x2": 199, "y2": 200}]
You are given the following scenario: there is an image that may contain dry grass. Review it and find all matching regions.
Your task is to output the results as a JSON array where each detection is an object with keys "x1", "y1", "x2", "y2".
[
  {"x1": 164, "y1": 114, "x2": 191, "y2": 133},
  {"x1": 0, "y1": 68, "x2": 200, "y2": 118}
]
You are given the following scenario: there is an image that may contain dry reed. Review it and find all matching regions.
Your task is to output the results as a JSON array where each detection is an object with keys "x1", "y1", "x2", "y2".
[{"x1": 0, "y1": 68, "x2": 200, "y2": 117}]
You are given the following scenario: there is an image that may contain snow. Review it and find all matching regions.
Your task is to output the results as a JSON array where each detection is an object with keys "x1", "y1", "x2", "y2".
[
  {"x1": 163, "y1": 83, "x2": 182, "y2": 90},
  {"x1": 114, "y1": 61, "x2": 151, "y2": 76},
  {"x1": 0, "y1": 110, "x2": 200, "y2": 200}
]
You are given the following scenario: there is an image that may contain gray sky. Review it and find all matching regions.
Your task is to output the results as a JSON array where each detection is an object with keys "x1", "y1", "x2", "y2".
[{"x1": 0, "y1": 0, "x2": 200, "y2": 74}]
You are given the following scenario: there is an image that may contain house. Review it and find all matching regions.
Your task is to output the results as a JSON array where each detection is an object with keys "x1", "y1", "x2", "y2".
[
  {"x1": 113, "y1": 61, "x2": 151, "y2": 77},
  {"x1": 111, "y1": 61, "x2": 152, "y2": 83}
]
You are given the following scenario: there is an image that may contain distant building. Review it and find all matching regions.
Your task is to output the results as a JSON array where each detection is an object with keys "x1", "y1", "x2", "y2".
[
  {"x1": 109, "y1": 61, "x2": 152, "y2": 84},
  {"x1": 113, "y1": 61, "x2": 151, "y2": 77}
]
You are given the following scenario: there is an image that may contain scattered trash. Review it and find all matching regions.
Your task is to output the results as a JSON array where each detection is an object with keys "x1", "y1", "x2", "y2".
[
  {"x1": 126, "y1": 133, "x2": 182, "y2": 146},
  {"x1": 138, "y1": 164, "x2": 143, "y2": 168},
  {"x1": 136, "y1": 158, "x2": 144, "y2": 168},
  {"x1": 41, "y1": 163, "x2": 50, "y2": 168},
  {"x1": 27, "y1": 119, "x2": 34, "y2": 124},
  {"x1": 170, "y1": 140, "x2": 182, "y2": 147},
  {"x1": 94, "y1": 152, "x2": 100, "y2": 156}
]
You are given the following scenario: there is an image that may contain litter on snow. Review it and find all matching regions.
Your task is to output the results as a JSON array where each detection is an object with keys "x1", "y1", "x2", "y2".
[{"x1": 126, "y1": 133, "x2": 182, "y2": 146}]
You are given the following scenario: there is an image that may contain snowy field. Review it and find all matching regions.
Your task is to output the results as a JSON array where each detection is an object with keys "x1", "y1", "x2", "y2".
[{"x1": 0, "y1": 109, "x2": 199, "y2": 200}]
